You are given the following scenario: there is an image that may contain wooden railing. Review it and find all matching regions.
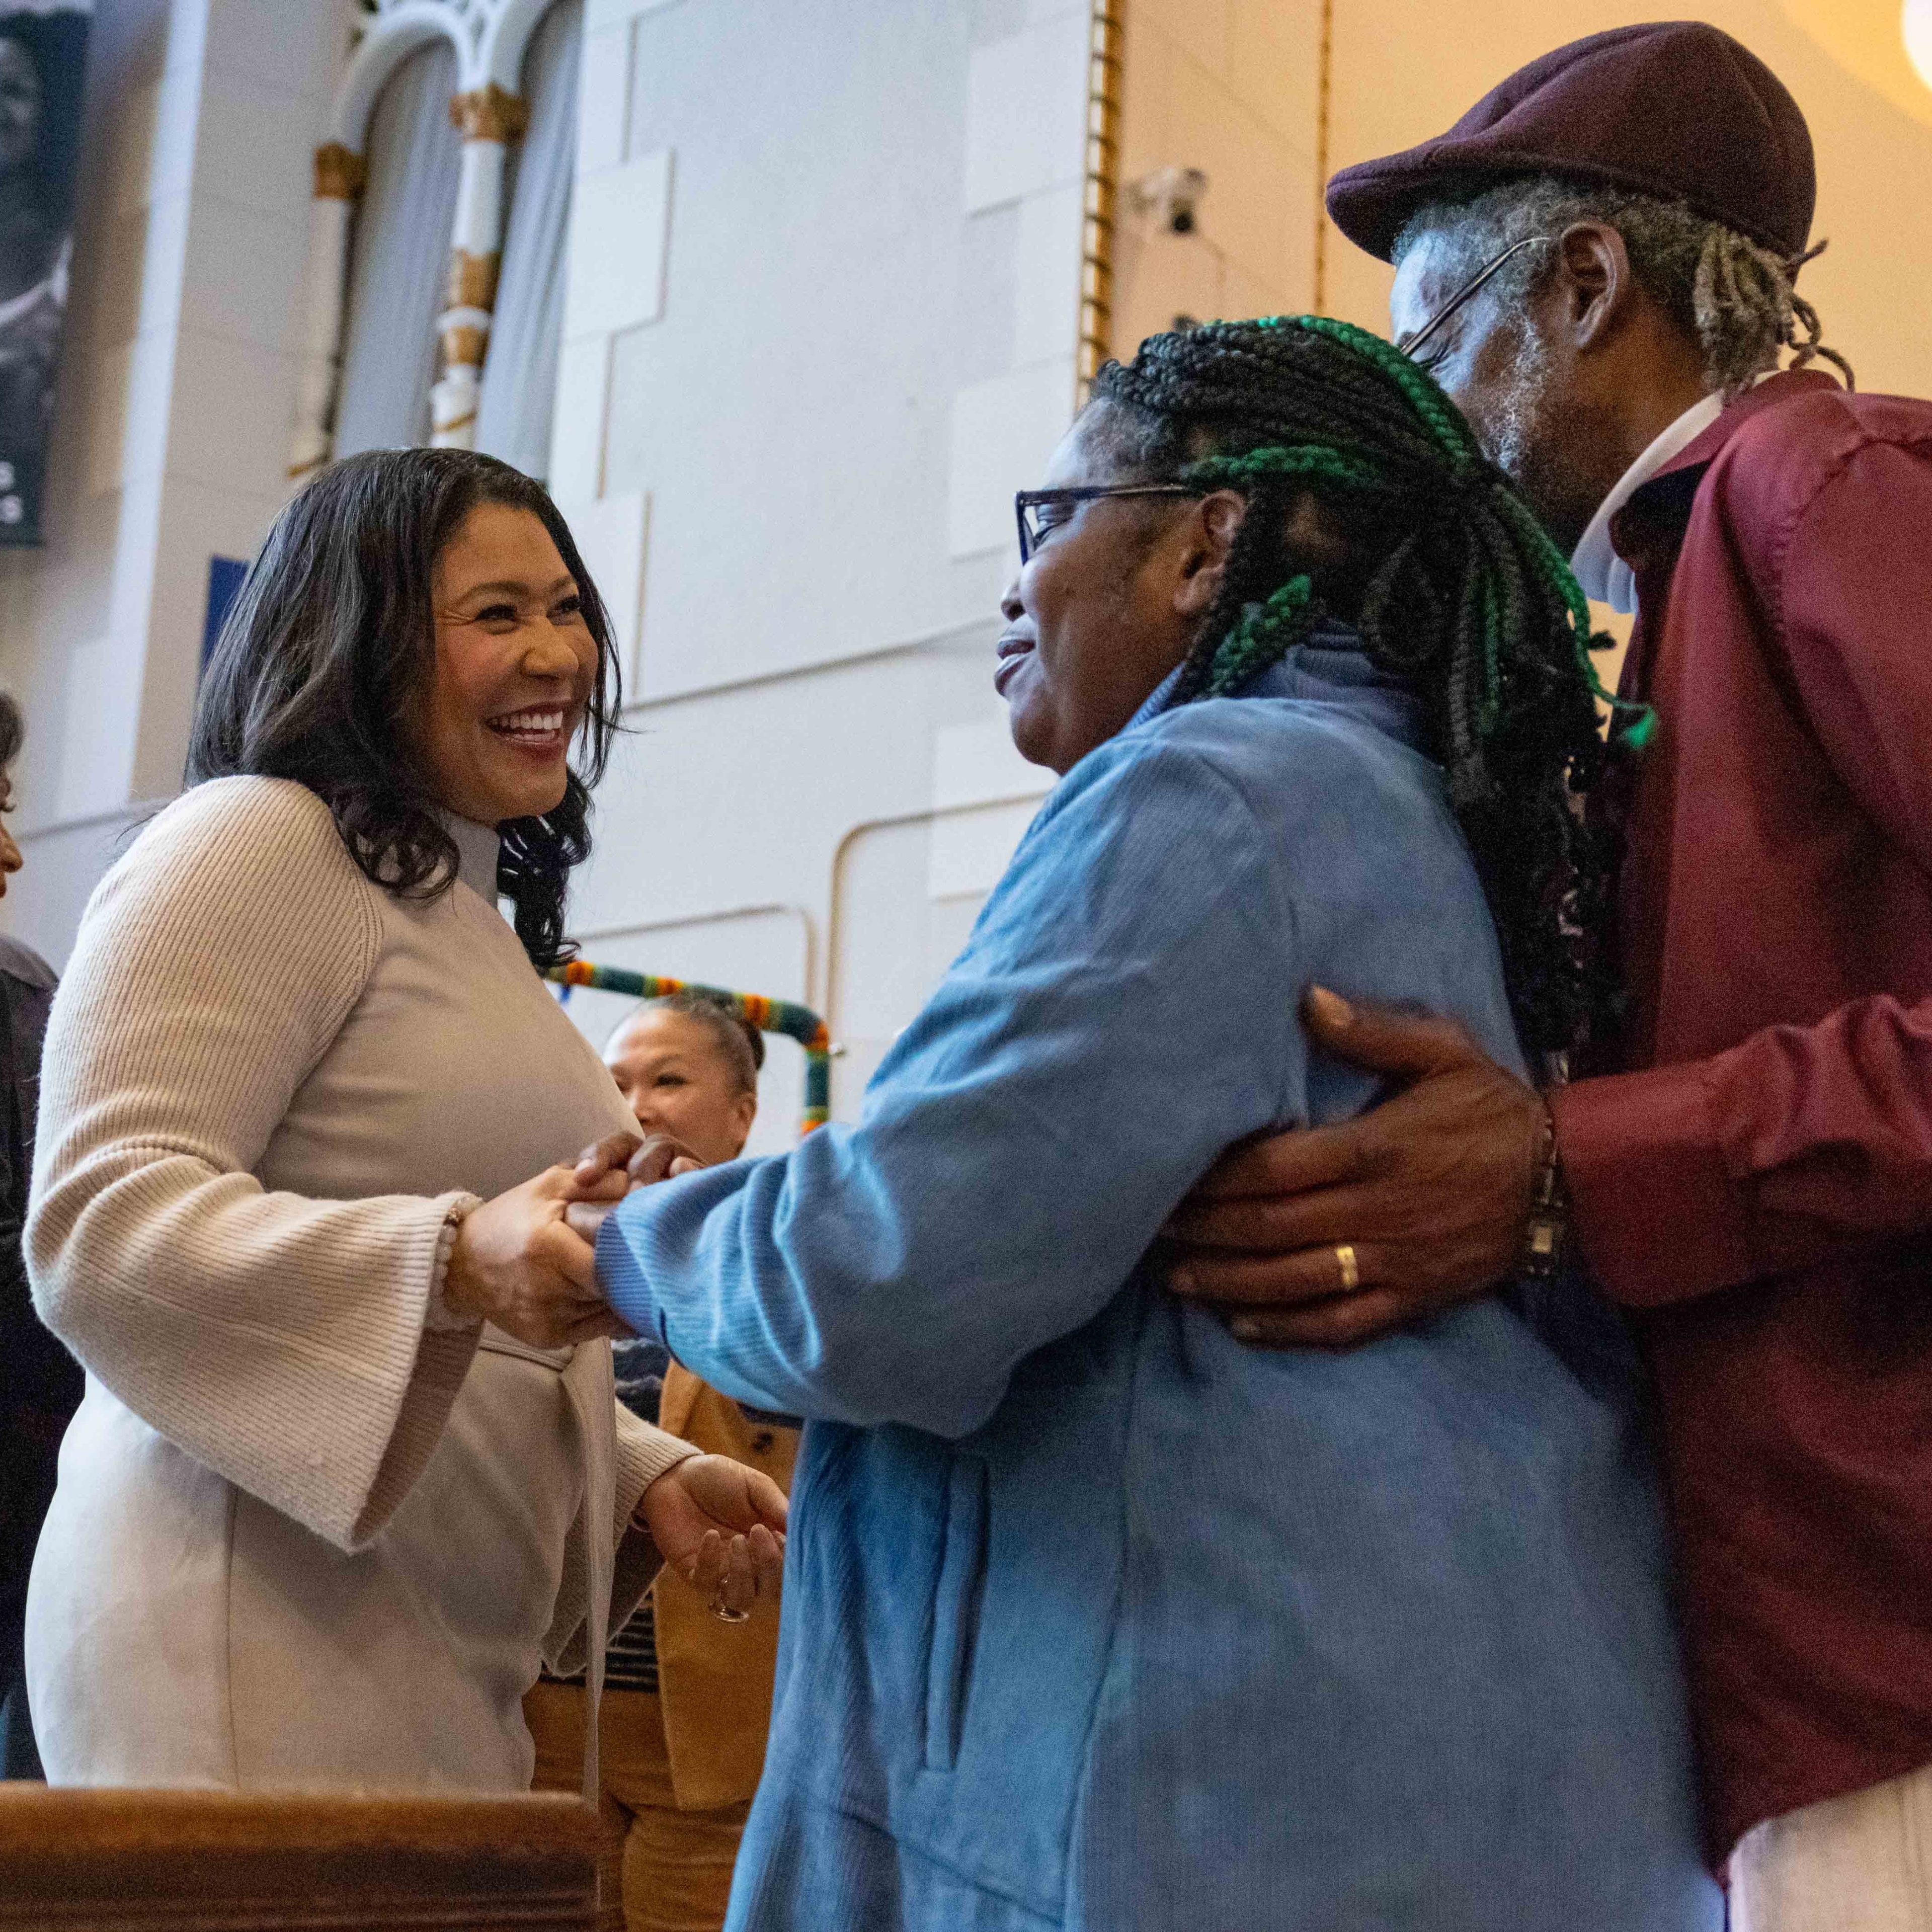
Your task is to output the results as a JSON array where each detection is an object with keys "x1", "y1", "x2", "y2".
[{"x1": 0, "y1": 1788, "x2": 598, "y2": 1931}]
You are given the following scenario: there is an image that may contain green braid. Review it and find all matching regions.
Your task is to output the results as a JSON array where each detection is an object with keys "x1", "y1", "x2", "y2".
[
  {"x1": 1290, "y1": 314, "x2": 1484, "y2": 466},
  {"x1": 1492, "y1": 482, "x2": 1656, "y2": 744},
  {"x1": 1183, "y1": 443, "x2": 1391, "y2": 496},
  {"x1": 1201, "y1": 575, "x2": 1317, "y2": 698},
  {"x1": 1242, "y1": 317, "x2": 1652, "y2": 743},
  {"x1": 1175, "y1": 440, "x2": 1389, "y2": 701},
  {"x1": 1090, "y1": 312, "x2": 1628, "y2": 1061}
]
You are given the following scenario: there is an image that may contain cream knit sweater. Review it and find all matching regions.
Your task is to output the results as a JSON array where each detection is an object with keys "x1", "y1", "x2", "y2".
[{"x1": 24, "y1": 775, "x2": 695, "y2": 1790}]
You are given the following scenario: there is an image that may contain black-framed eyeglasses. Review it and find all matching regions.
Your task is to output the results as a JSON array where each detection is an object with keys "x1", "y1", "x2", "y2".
[
  {"x1": 1015, "y1": 484, "x2": 1203, "y2": 564},
  {"x1": 1396, "y1": 234, "x2": 1551, "y2": 370}
]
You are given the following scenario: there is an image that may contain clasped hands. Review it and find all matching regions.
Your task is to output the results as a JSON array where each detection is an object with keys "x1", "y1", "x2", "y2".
[
  {"x1": 440, "y1": 1131, "x2": 698, "y2": 1350},
  {"x1": 441, "y1": 1129, "x2": 784, "y2": 1619}
]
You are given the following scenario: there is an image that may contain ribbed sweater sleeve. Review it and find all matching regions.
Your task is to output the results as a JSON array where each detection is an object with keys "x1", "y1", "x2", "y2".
[
  {"x1": 26, "y1": 777, "x2": 480, "y2": 1553},
  {"x1": 610, "y1": 1402, "x2": 695, "y2": 1601}
]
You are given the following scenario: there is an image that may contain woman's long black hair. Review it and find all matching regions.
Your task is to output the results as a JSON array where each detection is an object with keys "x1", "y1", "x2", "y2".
[
  {"x1": 187, "y1": 448, "x2": 620, "y2": 969},
  {"x1": 1092, "y1": 315, "x2": 1630, "y2": 1064}
]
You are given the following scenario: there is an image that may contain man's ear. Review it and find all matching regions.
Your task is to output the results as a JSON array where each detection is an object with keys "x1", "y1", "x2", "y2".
[
  {"x1": 1173, "y1": 491, "x2": 1245, "y2": 618},
  {"x1": 1556, "y1": 220, "x2": 1635, "y2": 353}
]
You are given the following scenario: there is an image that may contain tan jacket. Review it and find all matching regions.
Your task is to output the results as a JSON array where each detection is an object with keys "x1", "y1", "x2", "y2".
[{"x1": 653, "y1": 1363, "x2": 798, "y2": 1810}]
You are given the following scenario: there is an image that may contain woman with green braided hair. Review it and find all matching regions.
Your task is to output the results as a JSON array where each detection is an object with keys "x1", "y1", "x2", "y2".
[
  {"x1": 1060, "y1": 310, "x2": 1637, "y2": 1064},
  {"x1": 580, "y1": 317, "x2": 1720, "y2": 1929}
]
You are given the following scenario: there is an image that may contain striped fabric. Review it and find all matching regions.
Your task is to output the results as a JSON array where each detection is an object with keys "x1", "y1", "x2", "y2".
[
  {"x1": 601, "y1": 1594, "x2": 660, "y2": 1695},
  {"x1": 543, "y1": 1336, "x2": 672, "y2": 1694}
]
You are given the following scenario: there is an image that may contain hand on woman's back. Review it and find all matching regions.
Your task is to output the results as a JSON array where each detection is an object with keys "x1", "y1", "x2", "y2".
[{"x1": 442, "y1": 1166, "x2": 633, "y2": 1349}]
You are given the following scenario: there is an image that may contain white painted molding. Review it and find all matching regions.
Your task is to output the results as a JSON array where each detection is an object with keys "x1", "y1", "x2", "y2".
[
  {"x1": 450, "y1": 137, "x2": 508, "y2": 256},
  {"x1": 584, "y1": 0, "x2": 683, "y2": 32},
  {"x1": 562, "y1": 147, "x2": 672, "y2": 342},
  {"x1": 555, "y1": 487, "x2": 650, "y2": 678},
  {"x1": 429, "y1": 360, "x2": 482, "y2": 447},
  {"x1": 331, "y1": 6, "x2": 452, "y2": 150},
  {"x1": 330, "y1": 0, "x2": 550, "y2": 149}
]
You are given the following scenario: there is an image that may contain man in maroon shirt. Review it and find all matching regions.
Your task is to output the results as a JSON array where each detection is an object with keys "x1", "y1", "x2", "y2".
[{"x1": 1164, "y1": 23, "x2": 1932, "y2": 1927}]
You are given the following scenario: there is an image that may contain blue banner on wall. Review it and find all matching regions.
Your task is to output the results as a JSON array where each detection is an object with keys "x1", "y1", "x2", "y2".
[
  {"x1": 202, "y1": 555, "x2": 248, "y2": 672},
  {"x1": 0, "y1": 2, "x2": 90, "y2": 547}
]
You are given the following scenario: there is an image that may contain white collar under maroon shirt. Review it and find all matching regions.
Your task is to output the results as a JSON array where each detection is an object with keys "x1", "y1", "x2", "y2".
[
  {"x1": 1569, "y1": 389, "x2": 1728, "y2": 616},
  {"x1": 1570, "y1": 372, "x2": 1789, "y2": 614}
]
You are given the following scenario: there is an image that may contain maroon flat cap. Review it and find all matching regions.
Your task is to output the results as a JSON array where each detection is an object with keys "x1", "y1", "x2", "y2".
[{"x1": 1325, "y1": 22, "x2": 1814, "y2": 263}]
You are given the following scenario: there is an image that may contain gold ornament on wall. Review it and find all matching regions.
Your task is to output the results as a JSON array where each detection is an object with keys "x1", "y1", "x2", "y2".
[
  {"x1": 447, "y1": 250, "x2": 501, "y2": 311},
  {"x1": 438, "y1": 321, "x2": 489, "y2": 369},
  {"x1": 1077, "y1": 0, "x2": 1125, "y2": 398},
  {"x1": 449, "y1": 82, "x2": 529, "y2": 144},
  {"x1": 312, "y1": 143, "x2": 367, "y2": 201}
]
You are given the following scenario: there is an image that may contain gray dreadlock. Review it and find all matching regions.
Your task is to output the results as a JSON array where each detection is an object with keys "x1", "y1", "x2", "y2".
[{"x1": 1394, "y1": 176, "x2": 1854, "y2": 399}]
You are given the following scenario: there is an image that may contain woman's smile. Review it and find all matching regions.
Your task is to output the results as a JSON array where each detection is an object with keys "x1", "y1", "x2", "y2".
[
  {"x1": 993, "y1": 632, "x2": 1034, "y2": 698},
  {"x1": 485, "y1": 703, "x2": 575, "y2": 754}
]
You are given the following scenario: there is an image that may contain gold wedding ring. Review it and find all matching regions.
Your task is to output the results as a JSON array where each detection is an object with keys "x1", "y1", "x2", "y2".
[{"x1": 1335, "y1": 1244, "x2": 1360, "y2": 1293}]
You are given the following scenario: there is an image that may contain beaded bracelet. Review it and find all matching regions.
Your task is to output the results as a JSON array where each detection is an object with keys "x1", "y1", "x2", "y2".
[{"x1": 424, "y1": 1193, "x2": 485, "y2": 1332}]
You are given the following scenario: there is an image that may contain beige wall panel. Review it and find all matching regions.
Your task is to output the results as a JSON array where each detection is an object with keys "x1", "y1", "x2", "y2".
[{"x1": 1113, "y1": 0, "x2": 1320, "y2": 356}]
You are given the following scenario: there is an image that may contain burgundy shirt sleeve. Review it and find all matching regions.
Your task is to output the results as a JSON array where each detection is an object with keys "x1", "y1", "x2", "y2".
[{"x1": 1559, "y1": 436, "x2": 1932, "y2": 1309}]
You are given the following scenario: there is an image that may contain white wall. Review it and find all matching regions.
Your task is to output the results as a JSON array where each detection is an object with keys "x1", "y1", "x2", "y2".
[
  {"x1": 547, "y1": 0, "x2": 1341, "y2": 1139},
  {"x1": 0, "y1": 0, "x2": 343, "y2": 967},
  {"x1": 552, "y1": 0, "x2": 1100, "y2": 1136},
  {"x1": 0, "y1": 0, "x2": 1100, "y2": 1151}
]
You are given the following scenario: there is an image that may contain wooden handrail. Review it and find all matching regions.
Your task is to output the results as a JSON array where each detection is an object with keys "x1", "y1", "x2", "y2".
[{"x1": 0, "y1": 1787, "x2": 598, "y2": 1931}]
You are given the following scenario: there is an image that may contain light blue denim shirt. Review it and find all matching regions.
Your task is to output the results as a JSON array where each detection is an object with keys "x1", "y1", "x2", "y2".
[{"x1": 598, "y1": 632, "x2": 1722, "y2": 1931}]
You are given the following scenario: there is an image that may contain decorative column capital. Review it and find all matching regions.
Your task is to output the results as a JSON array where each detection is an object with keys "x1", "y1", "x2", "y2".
[
  {"x1": 449, "y1": 82, "x2": 529, "y2": 142},
  {"x1": 312, "y1": 142, "x2": 367, "y2": 200}
]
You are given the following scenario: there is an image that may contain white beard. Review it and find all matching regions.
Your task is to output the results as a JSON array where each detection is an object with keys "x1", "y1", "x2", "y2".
[{"x1": 1483, "y1": 320, "x2": 1557, "y2": 489}]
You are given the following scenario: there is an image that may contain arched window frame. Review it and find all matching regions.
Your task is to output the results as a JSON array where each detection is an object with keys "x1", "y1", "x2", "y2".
[{"x1": 290, "y1": 0, "x2": 560, "y2": 475}]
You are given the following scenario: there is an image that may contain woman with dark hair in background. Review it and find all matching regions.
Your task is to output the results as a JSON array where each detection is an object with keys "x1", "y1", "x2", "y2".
[
  {"x1": 24, "y1": 448, "x2": 784, "y2": 1791},
  {"x1": 0, "y1": 7, "x2": 89, "y2": 540},
  {"x1": 0, "y1": 692, "x2": 75, "y2": 1779}
]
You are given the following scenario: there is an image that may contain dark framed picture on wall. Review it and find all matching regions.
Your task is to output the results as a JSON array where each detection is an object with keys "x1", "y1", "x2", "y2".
[{"x1": 0, "y1": 0, "x2": 88, "y2": 547}]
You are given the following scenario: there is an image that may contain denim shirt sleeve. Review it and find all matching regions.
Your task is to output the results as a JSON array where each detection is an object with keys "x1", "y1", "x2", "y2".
[{"x1": 596, "y1": 730, "x2": 1308, "y2": 1438}]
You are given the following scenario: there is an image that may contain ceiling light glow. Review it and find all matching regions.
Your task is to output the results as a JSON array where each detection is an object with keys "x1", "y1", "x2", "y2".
[{"x1": 1906, "y1": 0, "x2": 1932, "y2": 92}]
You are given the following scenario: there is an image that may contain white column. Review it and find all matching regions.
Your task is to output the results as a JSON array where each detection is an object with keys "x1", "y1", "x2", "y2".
[
  {"x1": 287, "y1": 144, "x2": 365, "y2": 479},
  {"x1": 432, "y1": 86, "x2": 526, "y2": 448}
]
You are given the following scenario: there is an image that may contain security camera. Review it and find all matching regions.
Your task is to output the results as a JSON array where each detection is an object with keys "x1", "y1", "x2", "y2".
[{"x1": 1132, "y1": 166, "x2": 1209, "y2": 235}]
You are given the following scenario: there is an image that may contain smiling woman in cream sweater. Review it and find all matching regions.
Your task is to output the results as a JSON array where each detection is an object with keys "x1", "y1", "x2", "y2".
[{"x1": 23, "y1": 450, "x2": 785, "y2": 1792}]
